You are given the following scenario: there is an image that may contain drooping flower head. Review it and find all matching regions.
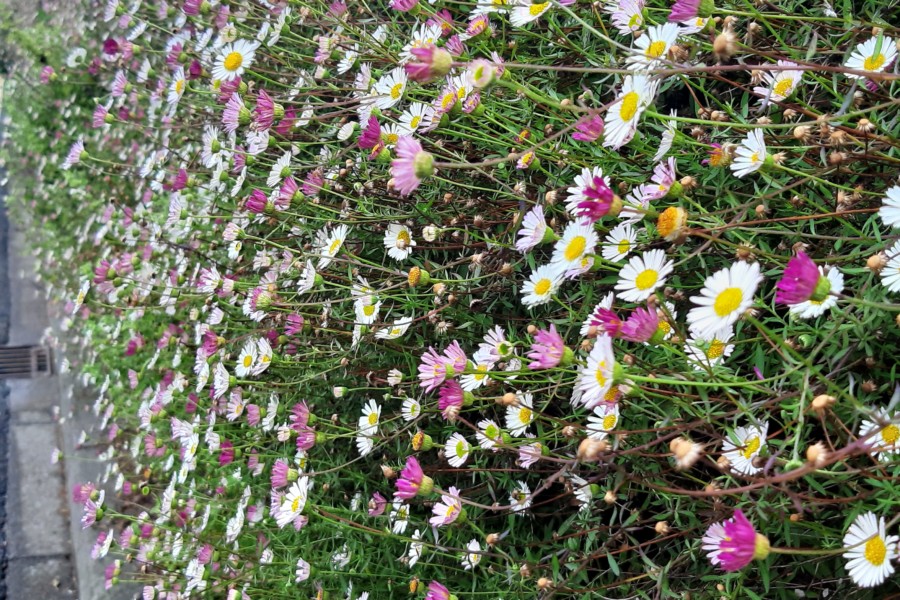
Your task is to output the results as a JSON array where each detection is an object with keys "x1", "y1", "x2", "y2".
[
  {"x1": 394, "y1": 456, "x2": 434, "y2": 499},
  {"x1": 620, "y1": 305, "x2": 660, "y2": 343},
  {"x1": 775, "y1": 251, "x2": 831, "y2": 306},
  {"x1": 391, "y1": 136, "x2": 434, "y2": 196},
  {"x1": 702, "y1": 509, "x2": 769, "y2": 572},
  {"x1": 572, "y1": 113, "x2": 605, "y2": 142},
  {"x1": 406, "y1": 45, "x2": 453, "y2": 82},
  {"x1": 668, "y1": 0, "x2": 715, "y2": 22},
  {"x1": 526, "y1": 324, "x2": 571, "y2": 369}
]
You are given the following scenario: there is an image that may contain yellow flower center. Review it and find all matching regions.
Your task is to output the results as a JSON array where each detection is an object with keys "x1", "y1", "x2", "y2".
[
  {"x1": 865, "y1": 536, "x2": 887, "y2": 566},
  {"x1": 595, "y1": 362, "x2": 608, "y2": 386},
  {"x1": 619, "y1": 91, "x2": 639, "y2": 122},
  {"x1": 473, "y1": 365, "x2": 488, "y2": 381},
  {"x1": 741, "y1": 435, "x2": 761, "y2": 460},
  {"x1": 175, "y1": 79, "x2": 185, "y2": 94},
  {"x1": 363, "y1": 305, "x2": 376, "y2": 316},
  {"x1": 529, "y1": 2, "x2": 548, "y2": 16},
  {"x1": 750, "y1": 152, "x2": 761, "y2": 164},
  {"x1": 617, "y1": 239, "x2": 630, "y2": 254},
  {"x1": 243, "y1": 355, "x2": 253, "y2": 368},
  {"x1": 773, "y1": 77, "x2": 794, "y2": 98},
  {"x1": 714, "y1": 287, "x2": 743, "y2": 317},
  {"x1": 519, "y1": 407, "x2": 532, "y2": 424},
  {"x1": 385, "y1": 133, "x2": 399, "y2": 145},
  {"x1": 602, "y1": 414, "x2": 617, "y2": 430},
  {"x1": 564, "y1": 236, "x2": 587, "y2": 262},
  {"x1": 396, "y1": 229, "x2": 411, "y2": 247},
  {"x1": 291, "y1": 496, "x2": 301, "y2": 513},
  {"x1": 390, "y1": 82, "x2": 404, "y2": 100},
  {"x1": 707, "y1": 339, "x2": 726, "y2": 359},
  {"x1": 485, "y1": 424, "x2": 498, "y2": 438},
  {"x1": 627, "y1": 14, "x2": 641, "y2": 28},
  {"x1": 882, "y1": 424, "x2": 899, "y2": 445},
  {"x1": 864, "y1": 53, "x2": 886, "y2": 71},
  {"x1": 410, "y1": 116, "x2": 421, "y2": 129},
  {"x1": 646, "y1": 40, "x2": 667, "y2": 59},
  {"x1": 533, "y1": 278, "x2": 552, "y2": 296},
  {"x1": 328, "y1": 238, "x2": 342, "y2": 254},
  {"x1": 223, "y1": 51, "x2": 243, "y2": 72},
  {"x1": 657, "y1": 207, "x2": 685, "y2": 239},
  {"x1": 440, "y1": 92, "x2": 456, "y2": 111},
  {"x1": 635, "y1": 269, "x2": 658, "y2": 291},
  {"x1": 367, "y1": 412, "x2": 377, "y2": 426}
]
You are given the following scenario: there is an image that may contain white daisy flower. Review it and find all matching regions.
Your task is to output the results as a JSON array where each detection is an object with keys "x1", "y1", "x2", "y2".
[
  {"x1": 570, "y1": 475, "x2": 594, "y2": 511},
  {"x1": 521, "y1": 263, "x2": 566, "y2": 307},
  {"x1": 375, "y1": 316, "x2": 413, "y2": 340},
  {"x1": 356, "y1": 431, "x2": 375, "y2": 457},
  {"x1": 337, "y1": 45, "x2": 358, "y2": 75},
  {"x1": 652, "y1": 111, "x2": 678, "y2": 163},
  {"x1": 858, "y1": 409, "x2": 900, "y2": 460},
  {"x1": 601, "y1": 222, "x2": 637, "y2": 262},
  {"x1": 510, "y1": 2, "x2": 551, "y2": 27},
  {"x1": 390, "y1": 501, "x2": 409, "y2": 534},
  {"x1": 722, "y1": 421, "x2": 768, "y2": 475},
  {"x1": 505, "y1": 391, "x2": 535, "y2": 437},
  {"x1": 167, "y1": 67, "x2": 186, "y2": 107},
  {"x1": 462, "y1": 538, "x2": 482, "y2": 570},
  {"x1": 460, "y1": 348, "x2": 496, "y2": 391},
  {"x1": 551, "y1": 222, "x2": 598, "y2": 270},
  {"x1": 445, "y1": 432, "x2": 471, "y2": 467},
  {"x1": 277, "y1": 476, "x2": 309, "y2": 528},
  {"x1": 587, "y1": 402, "x2": 620, "y2": 441},
  {"x1": 476, "y1": 419, "x2": 503, "y2": 451},
  {"x1": 842, "y1": 512, "x2": 898, "y2": 587},
  {"x1": 474, "y1": 0, "x2": 511, "y2": 13},
  {"x1": 574, "y1": 335, "x2": 616, "y2": 409},
  {"x1": 509, "y1": 481, "x2": 532, "y2": 513},
  {"x1": 684, "y1": 326, "x2": 734, "y2": 371},
  {"x1": 687, "y1": 260, "x2": 763, "y2": 337},
  {"x1": 235, "y1": 339, "x2": 258, "y2": 378},
  {"x1": 358, "y1": 399, "x2": 381, "y2": 435},
  {"x1": 317, "y1": 224, "x2": 349, "y2": 269},
  {"x1": 384, "y1": 223, "x2": 415, "y2": 261},
  {"x1": 615, "y1": 249, "x2": 673, "y2": 302},
  {"x1": 844, "y1": 35, "x2": 897, "y2": 79},
  {"x1": 789, "y1": 267, "x2": 843, "y2": 319},
  {"x1": 604, "y1": 74, "x2": 658, "y2": 149},
  {"x1": 730, "y1": 129, "x2": 768, "y2": 178},
  {"x1": 213, "y1": 39, "x2": 260, "y2": 82},
  {"x1": 226, "y1": 392, "x2": 245, "y2": 422},
  {"x1": 881, "y1": 239, "x2": 900, "y2": 292},
  {"x1": 401, "y1": 397, "x2": 421, "y2": 421},
  {"x1": 398, "y1": 102, "x2": 433, "y2": 134},
  {"x1": 295, "y1": 558, "x2": 311, "y2": 583},
  {"x1": 407, "y1": 529, "x2": 424, "y2": 567},
  {"x1": 626, "y1": 22, "x2": 680, "y2": 70},
  {"x1": 753, "y1": 60, "x2": 804, "y2": 105},
  {"x1": 372, "y1": 67, "x2": 407, "y2": 111},
  {"x1": 878, "y1": 186, "x2": 900, "y2": 228},
  {"x1": 605, "y1": 0, "x2": 644, "y2": 36},
  {"x1": 266, "y1": 151, "x2": 291, "y2": 188},
  {"x1": 354, "y1": 298, "x2": 381, "y2": 325},
  {"x1": 516, "y1": 205, "x2": 550, "y2": 253}
]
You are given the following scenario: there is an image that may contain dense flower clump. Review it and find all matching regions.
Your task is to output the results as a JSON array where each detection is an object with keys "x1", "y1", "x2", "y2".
[{"x1": 2, "y1": 0, "x2": 900, "y2": 597}]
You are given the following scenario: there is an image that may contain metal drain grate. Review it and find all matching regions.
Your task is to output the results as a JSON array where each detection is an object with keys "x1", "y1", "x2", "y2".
[{"x1": 0, "y1": 345, "x2": 53, "y2": 378}]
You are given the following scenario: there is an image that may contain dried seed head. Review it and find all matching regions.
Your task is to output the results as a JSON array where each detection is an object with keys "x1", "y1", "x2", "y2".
[
  {"x1": 669, "y1": 437, "x2": 703, "y2": 470},
  {"x1": 537, "y1": 577, "x2": 553, "y2": 591},
  {"x1": 577, "y1": 437, "x2": 609, "y2": 462},
  {"x1": 486, "y1": 533, "x2": 501, "y2": 546},
  {"x1": 562, "y1": 425, "x2": 578, "y2": 438},
  {"x1": 655, "y1": 521, "x2": 670, "y2": 535},
  {"x1": 811, "y1": 394, "x2": 836, "y2": 412},
  {"x1": 381, "y1": 465, "x2": 396, "y2": 479},
  {"x1": 806, "y1": 441, "x2": 828, "y2": 467},
  {"x1": 862, "y1": 380, "x2": 877, "y2": 393},
  {"x1": 499, "y1": 392, "x2": 518, "y2": 406},
  {"x1": 857, "y1": 118, "x2": 875, "y2": 133},
  {"x1": 827, "y1": 151, "x2": 847, "y2": 166},
  {"x1": 792, "y1": 125, "x2": 812, "y2": 142},
  {"x1": 783, "y1": 108, "x2": 798, "y2": 120},
  {"x1": 545, "y1": 189, "x2": 558, "y2": 205},
  {"x1": 735, "y1": 245, "x2": 756, "y2": 261},
  {"x1": 604, "y1": 490, "x2": 617, "y2": 504},
  {"x1": 867, "y1": 252, "x2": 887, "y2": 272}
]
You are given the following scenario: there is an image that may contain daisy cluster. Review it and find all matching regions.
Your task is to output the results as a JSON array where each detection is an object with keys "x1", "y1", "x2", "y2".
[{"x1": 3, "y1": 0, "x2": 900, "y2": 597}]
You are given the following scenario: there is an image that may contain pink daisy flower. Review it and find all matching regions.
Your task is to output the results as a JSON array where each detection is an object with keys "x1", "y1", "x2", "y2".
[
  {"x1": 775, "y1": 251, "x2": 828, "y2": 305},
  {"x1": 702, "y1": 509, "x2": 770, "y2": 572},
  {"x1": 394, "y1": 456, "x2": 434, "y2": 499},
  {"x1": 391, "y1": 136, "x2": 434, "y2": 196},
  {"x1": 526, "y1": 324, "x2": 570, "y2": 369}
]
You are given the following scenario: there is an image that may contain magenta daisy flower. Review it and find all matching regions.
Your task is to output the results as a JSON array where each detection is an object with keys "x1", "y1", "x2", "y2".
[
  {"x1": 406, "y1": 45, "x2": 452, "y2": 82},
  {"x1": 620, "y1": 305, "x2": 660, "y2": 343},
  {"x1": 391, "y1": 136, "x2": 434, "y2": 196},
  {"x1": 702, "y1": 509, "x2": 770, "y2": 572},
  {"x1": 394, "y1": 456, "x2": 434, "y2": 499},
  {"x1": 572, "y1": 114, "x2": 605, "y2": 142},
  {"x1": 775, "y1": 251, "x2": 831, "y2": 305},
  {"x1": 668, "y1": 0, "x2": 714, "y2": 21},
  {"x1": 526, "y1": 324, "x2": 571, "y2": 369},
  {"x1": 438, "y1": 379, "x2": 465, "y2": 420},
  {"x1": 426, "y1": 581, "x2": 452, "y2": 600}
]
